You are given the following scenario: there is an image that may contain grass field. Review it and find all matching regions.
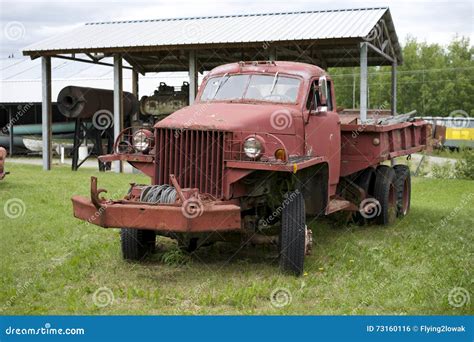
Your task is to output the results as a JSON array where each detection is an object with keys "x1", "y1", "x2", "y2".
[
  {"x1": 0, "y1": 163, "x2": 472, "y2": 315},
  {"x1": 428, "y1": 148, "x2": 465, "y2": 160}
]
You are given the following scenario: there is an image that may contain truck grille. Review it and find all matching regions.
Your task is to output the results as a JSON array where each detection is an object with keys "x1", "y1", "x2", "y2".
[{"x1": 156, "y1": 128, "x2": 226, "y2": 198}]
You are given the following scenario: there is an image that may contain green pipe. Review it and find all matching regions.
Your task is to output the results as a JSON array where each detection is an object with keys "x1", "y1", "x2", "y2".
[{"x1": 9, "y1": 122, "x2": 76, "y2": 135}]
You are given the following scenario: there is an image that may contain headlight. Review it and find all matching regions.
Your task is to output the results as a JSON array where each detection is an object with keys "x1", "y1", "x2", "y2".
[
  {"x1": 133, "y1": 129, "x2": 153, "y2": 152},
  {"x1": 243, "y1": 137, "x2": 263, "y2": 159}
]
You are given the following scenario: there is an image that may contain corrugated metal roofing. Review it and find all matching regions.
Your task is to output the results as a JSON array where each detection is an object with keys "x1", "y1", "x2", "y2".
[{"x1": 23, "y1": 7, "x2": 395, "y2": 53}]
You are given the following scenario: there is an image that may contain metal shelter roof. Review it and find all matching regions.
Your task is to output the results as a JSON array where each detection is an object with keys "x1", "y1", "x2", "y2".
[
  {"x1": 23, "y1": 7, "x2": 402, "y2": 72},
  {"x1": 0, "y1": 57, "x2": 192, "y2": 103}
]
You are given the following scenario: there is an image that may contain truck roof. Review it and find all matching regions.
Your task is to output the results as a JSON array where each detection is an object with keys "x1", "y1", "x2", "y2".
[{"x1": 206, "y1": 61, "x2": 327, "y2": 80}]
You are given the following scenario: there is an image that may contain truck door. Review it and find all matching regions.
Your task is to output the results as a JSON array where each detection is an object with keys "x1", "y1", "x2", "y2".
[{"x1": 303, "y1": 77, "x2": 341, "y2": 195}]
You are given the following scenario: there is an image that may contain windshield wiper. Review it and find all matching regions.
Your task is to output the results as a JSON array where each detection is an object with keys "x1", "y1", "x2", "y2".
[
  {"x1": 212, "y1": 73, "x2": 229, "y2": 99},
  {"x1": 270, "y1": 72, "x2": 279, "y2": 94}
]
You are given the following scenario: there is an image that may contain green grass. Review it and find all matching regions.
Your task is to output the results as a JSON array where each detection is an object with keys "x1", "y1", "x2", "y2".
[
  {"x1": 1, "y1": 163, "x2": 473, "y2": 315},
  {"x1": 427, "y1": 148, "x2": 464, "y2": 160}
]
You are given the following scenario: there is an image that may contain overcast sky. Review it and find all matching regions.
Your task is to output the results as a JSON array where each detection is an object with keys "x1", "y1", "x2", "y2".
[{"x1": 0, "y1": 0, "x2": 472, "y2": 58}]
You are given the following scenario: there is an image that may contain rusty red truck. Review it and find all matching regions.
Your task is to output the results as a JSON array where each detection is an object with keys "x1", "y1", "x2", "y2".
[{"x1": 72, "y1": 61, "x2": 431, "y2": 276}]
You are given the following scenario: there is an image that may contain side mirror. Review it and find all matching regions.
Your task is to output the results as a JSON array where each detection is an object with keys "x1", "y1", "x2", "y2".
[{"x1": 318, "y1": 76, "x2": 328, "y2": 106}]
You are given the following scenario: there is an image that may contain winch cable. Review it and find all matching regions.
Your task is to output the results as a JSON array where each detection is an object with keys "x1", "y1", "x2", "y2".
[{"x1": 140, "y1": 184, "x2": 177, "y2": 204}]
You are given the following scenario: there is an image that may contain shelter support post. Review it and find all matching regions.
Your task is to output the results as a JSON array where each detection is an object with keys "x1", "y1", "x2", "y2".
[
  {"x1": 113, "y1": 54, "x2": 123, "y2": 173},
  {"x1": 188, "y1": 50, "x2": 198, "y2": 105},
  {"x1": 8, "y1": 107, "x2": 13, "y2": 156},
  {"x1": 131, "y1": 69, "x2": 140, "y2": 175},
  {"x1": 359, "y1": 42, "x2": 368, "y2": 123},
  {"x1": 391, "y1": 60, "x2": 397, "y2": 116},
  {"x1": 352, "y1": 67, "x2": 356, "y2": 109},
  {"x1": 268, "y1": 47, "x2": 276, "y2": 61},
  {"x1": 132, "y1": 70, "x2": 139, "y2": 122},
  {"x1": 41, "y1": 56, "x2": 52, "y2": 170},
  {"x1": 132, "y1": 70, "x2": 139, "y2": 99}
]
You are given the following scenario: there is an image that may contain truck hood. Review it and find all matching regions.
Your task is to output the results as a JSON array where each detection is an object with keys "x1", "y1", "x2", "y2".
[{"x1": 154, "y1": 102, "x2": 300, "y2": 134}]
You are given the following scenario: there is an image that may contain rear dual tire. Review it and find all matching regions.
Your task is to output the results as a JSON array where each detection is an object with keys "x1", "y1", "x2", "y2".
[
  {"x1": 373, "y1": 165, "x2": 398, "y2": 225},
  {"x1": 393, "y1": 165, "x2": 411, "y2": 217},
  {"x1": 360, "y1": 164, "x2": 411, "y2": 226}
]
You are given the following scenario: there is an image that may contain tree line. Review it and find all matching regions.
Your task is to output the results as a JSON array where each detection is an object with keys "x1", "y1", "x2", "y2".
[{"x1": 328, "y1": 36, "x2": 473, "y2": 117}]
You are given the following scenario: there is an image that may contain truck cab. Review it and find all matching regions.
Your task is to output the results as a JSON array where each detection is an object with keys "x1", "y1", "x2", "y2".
[
  {"x1": 72, "y1": 61, "x2": 430, "y2": 276},
  {"x1": 153, "y1": 61, "x2": 339, "y2": 203}
]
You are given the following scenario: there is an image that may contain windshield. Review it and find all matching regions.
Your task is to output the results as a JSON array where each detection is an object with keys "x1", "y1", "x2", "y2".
[{"x1": 200, "y1": 74, "x2": 301, "y2": 103}]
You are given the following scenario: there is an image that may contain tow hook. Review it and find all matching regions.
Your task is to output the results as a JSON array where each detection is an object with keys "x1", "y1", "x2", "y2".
[{"x1": 90, "y1": 176, "x2": 108, "y2": 210}]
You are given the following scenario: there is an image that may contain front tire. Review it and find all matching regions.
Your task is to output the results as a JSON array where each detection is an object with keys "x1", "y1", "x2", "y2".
[
  {"x1": 279, "y1": 190, "x2": 306, "y2": 276},
  {"x1": 120, "y1": 228, "x2": 156, "y2": 261},
  {"x1": 178, "y1": 237, "x2": 198, "y2": 252}
]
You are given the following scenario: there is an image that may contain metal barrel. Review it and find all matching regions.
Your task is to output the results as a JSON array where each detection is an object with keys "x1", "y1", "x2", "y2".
[{"x1": 57, "y1": 86, "x2": 138, "y2": 119}]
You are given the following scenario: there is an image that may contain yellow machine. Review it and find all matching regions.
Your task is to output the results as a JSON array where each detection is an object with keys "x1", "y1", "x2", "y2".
[{"x1": 421, "y1": 116, "x2": 473, "y2": 149}]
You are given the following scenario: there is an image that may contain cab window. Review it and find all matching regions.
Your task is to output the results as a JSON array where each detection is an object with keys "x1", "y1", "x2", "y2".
[
  {"x1": 306, "y1": 81, "x2": 320, "y2": 111},
  {"x1": 305, "y1": 79, "x2": 333, "y2": 111},
  {"x1": 326, "y1": 80, "x2": 333, "y2": 111}
]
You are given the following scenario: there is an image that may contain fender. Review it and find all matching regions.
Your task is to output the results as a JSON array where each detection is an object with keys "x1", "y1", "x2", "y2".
[{"x1": 225, "y1": 156, "x2": 327, "y2": 172}]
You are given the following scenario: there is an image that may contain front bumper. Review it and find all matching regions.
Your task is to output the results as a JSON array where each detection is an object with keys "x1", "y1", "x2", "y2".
[{"x1": 71, "y1": 177, "x2": 241, "y2": 233}]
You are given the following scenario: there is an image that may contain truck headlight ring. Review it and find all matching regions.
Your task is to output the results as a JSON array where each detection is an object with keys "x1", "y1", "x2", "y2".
[
  {"x1": 243, "y1": 137, "x2": 263, "y2": 159},
  {"x1": 133, "y1": 129, "x2": 153, "y2": 153}
]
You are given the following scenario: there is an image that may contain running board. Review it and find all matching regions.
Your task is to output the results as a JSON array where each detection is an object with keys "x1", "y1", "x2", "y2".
[{"x1": 325, "y1": 199, "x2": 358, "y2": 215}]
